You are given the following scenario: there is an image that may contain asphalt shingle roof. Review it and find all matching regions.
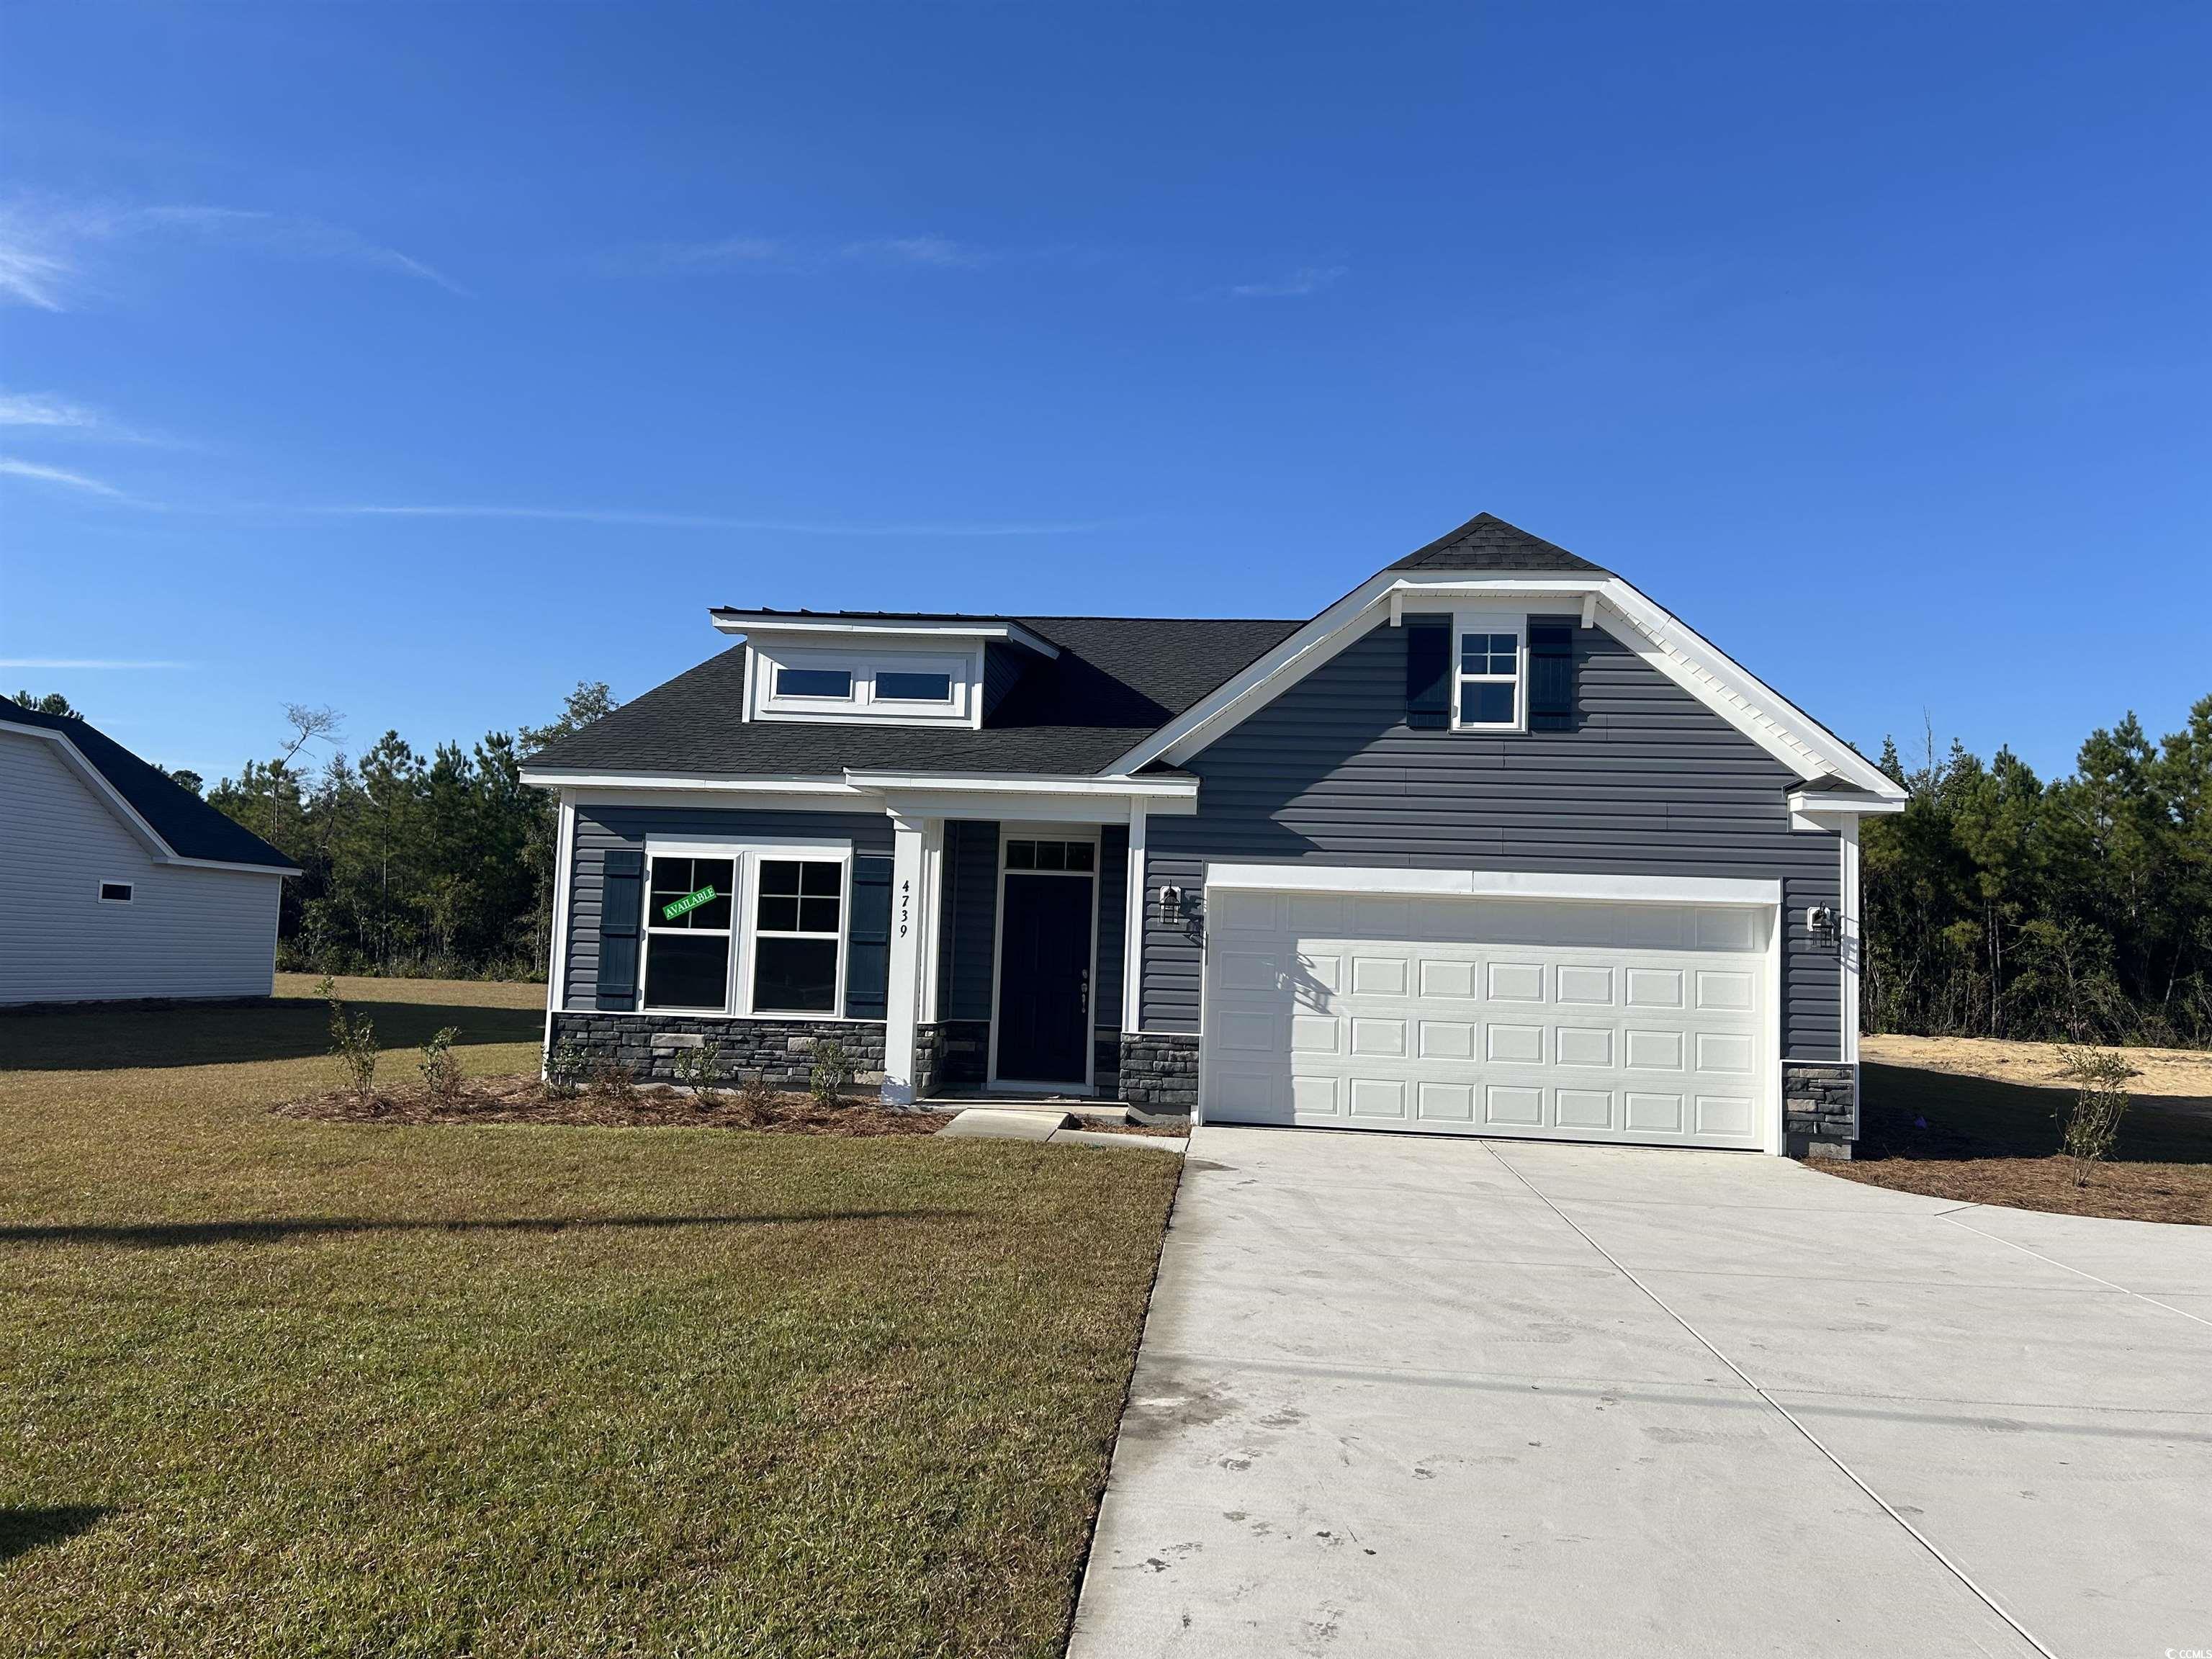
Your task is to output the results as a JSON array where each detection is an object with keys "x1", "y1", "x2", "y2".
[
  {"x1": 1389, "y1": 511, "x2": 1609, "y2": 574},
  {"x1": 526, "y1": 615, "x2": 1305, "y2": 777},
  {"x1": 530, "y1": 513, "x2": 1605, "y2": 779},
  {"x1": 0, "y1": 702, "x2": 296, "y2": 869}
]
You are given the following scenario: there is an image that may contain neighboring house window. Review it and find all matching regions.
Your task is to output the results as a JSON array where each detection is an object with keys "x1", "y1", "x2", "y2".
[
  {"x1": 774, "y1": 666, "x2": 854, "y2": 700},
  {"x1": 752, "y1": 860, "x2": 844, "y2": 1013},
  {"x1": 99, "y1": 881, "x2": 135, "y2": 903},
  {"x1": 1458, "y1": 630, "x2": 1520, "y2": 728},
  {"x1": 643, "y1": 855, "x2": 735, "y2": 1009},
  {"x1": 875, "y1": 670, "x2": 953, "y2": 702}
]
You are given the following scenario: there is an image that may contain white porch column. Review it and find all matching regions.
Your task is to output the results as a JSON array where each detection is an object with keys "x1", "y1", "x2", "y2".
[
  {"x1": 1121, "y1": 801, "x2": 1147, "y2": 1033},
  {"x1": 881, "y1": 813, "x2": 935, "y2": 1104}
]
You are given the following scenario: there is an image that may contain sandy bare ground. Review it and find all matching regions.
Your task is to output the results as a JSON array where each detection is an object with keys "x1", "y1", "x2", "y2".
[{"x1": 1861, "y1": 1032, "x2": 2212, "y2": 1118}]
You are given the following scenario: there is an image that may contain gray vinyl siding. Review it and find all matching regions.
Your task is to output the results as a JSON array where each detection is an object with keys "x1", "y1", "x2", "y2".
[
  {"x1": 936, "y1": 819, "x2": 1001, "y2": 1020},
  {"x1": 563, "y1": 805, "x2": 893, "y2": 1012},
  {"x1": 0, "y1": 728, "x2": 282, "y2": 1004},
  {"x1": 1142, "y1": 616, "x2": 1845, "y2": 1059}
]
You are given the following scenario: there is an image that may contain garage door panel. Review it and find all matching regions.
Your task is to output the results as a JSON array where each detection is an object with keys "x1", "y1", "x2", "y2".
[
  {"x1": 1202, "y1": 886, "x2": 1773, "y2": 1151},
  {"x1": 1487, "y1": 961, "x2": 1547, "y2": 1002},
  {"x1": 1417, "y1": 1019, "x2": 1477, "y2": 1059}
]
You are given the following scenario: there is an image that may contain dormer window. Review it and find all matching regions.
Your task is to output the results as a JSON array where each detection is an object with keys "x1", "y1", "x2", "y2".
[
  {"x1": 752, "y1": 647, "x2": 979, "y2": 726},
  {"x1": 774, "y1": 666, "x2": 855, "y2": 701},
  {"x1": 876, "y1": 670, "x2": 953, "y2": 703},
  {"x1": 717, "y1": 611, "x2": 1061, "y2": 730}
]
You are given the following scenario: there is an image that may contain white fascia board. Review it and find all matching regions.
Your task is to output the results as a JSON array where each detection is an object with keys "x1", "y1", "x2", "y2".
[
  {"x1": 711, "y1": 613, "x2": 1060, "y2": 658},
  {"x1": 1204, "y1": 862, "x2": 1783, "y2": 908},
  {"x1": 1597, "y1": 578, "x2": 1904, "y2": 799},
  {"x1": 1108, "y1": 570, "x2": 1404, "y2": 773},
  {"x1": 519, "y1": 770, "x2": 858, "y2": 795},
  {"x1": 843, "y1": 770, "x2": 1195, "y2": 799},
  {"x1": 1786, "y1": 788, "x2": 1905, "y2": 814},
  {"x1": 11, "y1": 723, "x2": 302, "y2": 876}
]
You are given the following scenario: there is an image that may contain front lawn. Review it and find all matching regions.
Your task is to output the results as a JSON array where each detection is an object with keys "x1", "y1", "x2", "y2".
[
  {"x1": 1813, "y1": 1043, "x2": 2212, "y2": 1224},
  {"x1": 0, "y1": 977, "x2": 1180, "y2": 1658}
]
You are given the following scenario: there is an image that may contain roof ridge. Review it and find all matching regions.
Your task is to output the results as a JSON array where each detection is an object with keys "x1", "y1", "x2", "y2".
[{"x1": 1388, "y1": 511, "x2": 1608, "y2": 574}]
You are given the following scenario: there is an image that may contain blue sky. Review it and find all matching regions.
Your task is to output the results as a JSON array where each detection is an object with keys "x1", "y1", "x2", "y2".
[{"x1": 3, "y1": 1, "x2": 2206, "y2": 785}]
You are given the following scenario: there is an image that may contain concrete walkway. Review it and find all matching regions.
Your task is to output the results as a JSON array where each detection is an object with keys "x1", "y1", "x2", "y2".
[{"x1": 1069, "y1": 1128, "x2": 2212, "y2": 1658}]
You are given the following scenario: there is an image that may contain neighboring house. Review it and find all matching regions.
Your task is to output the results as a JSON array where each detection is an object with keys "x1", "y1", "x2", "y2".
[
  {"x1": 0, "y1": 703, "x2": 297, "y2": 1006},
  {"x1": 521, "y1": 513, "x2": 1905, "y2": 1156}
]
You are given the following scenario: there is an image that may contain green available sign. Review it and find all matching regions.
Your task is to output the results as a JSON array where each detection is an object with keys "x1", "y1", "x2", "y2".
[{"x1": 661, "y1": 886, "x2": 718, "y2": 922}]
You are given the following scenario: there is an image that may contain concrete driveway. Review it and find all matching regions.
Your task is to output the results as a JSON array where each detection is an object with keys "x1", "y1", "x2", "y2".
[{"x1": 1069, "y1": 1128, "x2": 2212, "y2": 1659}]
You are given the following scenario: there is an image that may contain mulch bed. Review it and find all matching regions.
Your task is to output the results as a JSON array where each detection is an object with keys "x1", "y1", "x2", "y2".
[
  {"x1": 274, "y1": 1076, "x2": 943, "y2": 1137},
  {"x1": 1815, "y1": 1154, "x2": 2212, "y2": 1226}
]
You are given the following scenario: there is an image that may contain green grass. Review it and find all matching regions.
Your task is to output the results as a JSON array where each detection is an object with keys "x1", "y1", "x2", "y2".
[{"x1": 0, "y1": 977, "x2": 1180, "y2": 1658}]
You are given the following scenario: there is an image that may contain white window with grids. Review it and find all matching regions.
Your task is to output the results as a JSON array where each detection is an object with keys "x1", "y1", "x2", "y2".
[
  {"x1": 638, "y1": 841, "x2": 852, "y2": 1017},
  {"x1": 750, "y1": 858, "x2": 845, "y2": 1015},
  {"x1": 1456, "y1": 624, "x2": 1523, "y2": 730}
]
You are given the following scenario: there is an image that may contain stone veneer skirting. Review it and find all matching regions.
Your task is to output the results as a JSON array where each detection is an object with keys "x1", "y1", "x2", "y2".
[
  {"x1": 1784, "y1": 1061, "x2": 1856, "y2": 1159},
  {"x1": 1118, "y1": 1031, "x2": 1199, "y2": 1122},
  {"x1": 548, "y1": 1011, "x2": 887, "y2": 1087}
]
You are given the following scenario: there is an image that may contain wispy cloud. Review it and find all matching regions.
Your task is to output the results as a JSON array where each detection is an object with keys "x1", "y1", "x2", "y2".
[
  {"x1": 1227, "y1": 265, "x2": 1347, "y2": 299},
  {"x1": 300, "y1": 503, "x2": 1101, "y2": 536},
  {"x1": 0, "y1": 657, "x2": 194, "y2": 670},
  {"x1": 600, "y1": 232, "x2": 994, "y2": 276},
  {"x1": 0, "y1": 195, "x2": 465, "y2": 308},
  {"x1": 841, "y1": 235, "x2": 991, "y2": 269},
  {"x1": 0, "y1": 456, "x2": 126, "y2": 496},
  {"x1": 0, "y1": 390, "x2": 160, "y2": 442}
]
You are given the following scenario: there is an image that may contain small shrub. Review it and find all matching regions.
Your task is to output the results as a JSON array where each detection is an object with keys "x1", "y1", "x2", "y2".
[
  {"x1": 737, "y1": 1074, "x2": 781, "y2": 1123},
  {"x1": 544, "y1": 1039, "x2": 588, "y2": 1100},
  {"x1": 590, "y1": 1058, "x2": 637, "y2": 1103},
  {"x1": 2054, "y1": 1046, "x2": 2135, "y2": 1185},
  {"x1": 808, "y1": 1039, "x2": 856, "y2": 1107},
  {"x1": 318, "y1": 976, "x2": 379, "y2": 1107},
  {"x1": 670, "y1": 1046, "x2": 726, "y2": 1109},
  {"x1": 418, "y1": 1026, "x2": 464, "y2": 1107}
]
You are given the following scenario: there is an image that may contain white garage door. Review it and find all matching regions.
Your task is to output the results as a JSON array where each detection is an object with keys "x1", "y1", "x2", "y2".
[{"x1": 1202, "y1": 886, "x2": 1775, "y2": 1150}]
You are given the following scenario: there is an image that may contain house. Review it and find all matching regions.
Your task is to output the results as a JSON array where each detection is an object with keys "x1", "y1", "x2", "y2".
[
  {"x1": 0, "y1": 703, "x2": 298, "y2": 1006},
  {"x1": 520, "y1": 513, "x2": 1905, "y2": 1156}
]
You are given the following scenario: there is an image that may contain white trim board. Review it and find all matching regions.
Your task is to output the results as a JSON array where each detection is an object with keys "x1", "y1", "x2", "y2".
[
  {"x1": 1203, "y1": 863, "x2": 1783, "y2": 908},
  {"x1": 711, "y1": 613, "x2": 1061, "y2": 658},
  {"x1": 1105, "y1": 567, "x2": 1904, "y2": 801}
]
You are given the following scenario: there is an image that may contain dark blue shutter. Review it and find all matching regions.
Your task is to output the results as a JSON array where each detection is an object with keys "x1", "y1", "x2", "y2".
[
  {"x1": 1527, "y1": 620, "x2": 1575, "y2": 732},
  {"x1": 597, "y1": 847, "x2": 643, "y2": 1007},
  {"x1": 1405, "y1": 615, "x2": 1451, "y2": 729},
  {"x1": 844, "y1": 854, "x2": 893, "y2": 1019}
]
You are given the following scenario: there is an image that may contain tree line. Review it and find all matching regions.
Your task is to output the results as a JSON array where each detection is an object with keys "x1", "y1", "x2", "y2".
[
  {"x1": 1862, "y1": 695, "x2": 2211, "y2": 1048},
  {"x1": 13, "y1": 685, "x2": 2210, "y2": 1043}
]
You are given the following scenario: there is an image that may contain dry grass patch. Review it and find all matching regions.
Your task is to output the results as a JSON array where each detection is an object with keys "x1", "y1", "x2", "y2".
[{"x1": 0, "y1": 976, "x2": 1179, "y2": 1658}]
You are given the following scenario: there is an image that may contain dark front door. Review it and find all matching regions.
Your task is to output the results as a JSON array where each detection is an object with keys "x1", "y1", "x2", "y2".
[{"x1": 995, "y1": 872, "x2": 1095, "y2": 1085}]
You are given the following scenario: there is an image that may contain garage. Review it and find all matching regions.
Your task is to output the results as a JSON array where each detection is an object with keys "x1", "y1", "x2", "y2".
[{"x1": 1199, "y1": 868, "x2": 1780, "y2": 1151}]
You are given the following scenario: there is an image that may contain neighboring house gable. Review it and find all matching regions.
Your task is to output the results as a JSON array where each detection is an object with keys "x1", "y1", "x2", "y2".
[{"x1": 0, "y1": 718, "x2": 291, "y2": 1004}]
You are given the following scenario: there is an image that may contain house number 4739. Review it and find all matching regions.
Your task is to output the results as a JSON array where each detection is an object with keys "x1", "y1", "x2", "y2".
[{"x1": 898, "y1": 877, "x2": 912, "y2": 939}]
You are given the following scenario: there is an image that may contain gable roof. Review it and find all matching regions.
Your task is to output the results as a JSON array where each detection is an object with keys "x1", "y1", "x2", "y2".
[
  {"x1": 523, "y1": 615, "x2": 1303, "y2": 779},
  {"x1": 0, "y1": 702, "x2": 298, "y2": 871},
  {"x1": 1390, "y1": 512, "x2": 1608, "y2": 574},
  {"x1": 1107, "y1": 514, "x2": 1905, "y2": 801}
]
